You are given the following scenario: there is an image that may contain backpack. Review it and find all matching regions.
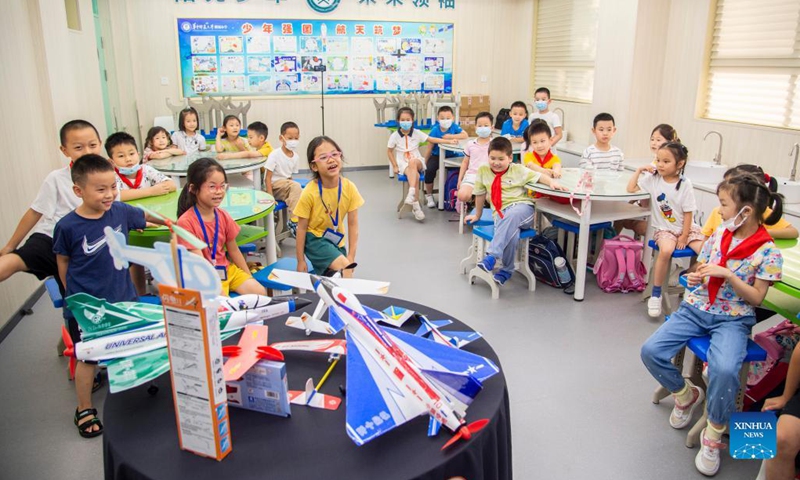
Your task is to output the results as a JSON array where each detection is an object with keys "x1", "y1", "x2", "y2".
[
  {"x1": 494, "y1": 108, "x2": 510, "y2": 130},
  {"x1": 743, "y1": 320, "x2": 800, "y2": 410},
  {"x1": 592, "y1": 235, "x2": 646, "y2": 293},
  {"x1": 443, "y1": 168, "x2": 460, "y2": 211},
  {"x1": 528, "y1": 234, "x2": 574, "y2": 288}
]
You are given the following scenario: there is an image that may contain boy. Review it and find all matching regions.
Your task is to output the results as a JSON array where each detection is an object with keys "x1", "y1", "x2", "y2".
[
  {"x1": 528, "y1": 87, "x2": 563, "y2": 153},
  {"x1": 580, "y1": 113, "x2": 624, "y2": 171},
  {"x1": 217, "y1": 121, "x2": 273, "y2": 160},
  {"x1": 523, "y1": 119, "x2": 562, "y2": 179},
  {"x1": 53, "y1": 154, "x2": 162, "y2": 437},
  {"x1": 464, "y1": 137, "x2": 566, "y2": 285},
  {"x1": 0, "y1": 120, "x2": 104, "y2": 289},
  {"x1": 500, "y1": 101, "x2": 529, "y2": 144},
  {"x1": 107, "y1": 132, "x2": 176, "y2": 202},
  {"x1": 265, "y1": 121, "x2": 302, "y2": 235},
  {"x1": 423, "y1": 106, "x2": 468, "y2": 208}
]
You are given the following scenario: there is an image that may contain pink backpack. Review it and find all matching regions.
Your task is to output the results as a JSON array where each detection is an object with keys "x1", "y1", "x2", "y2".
[{"x1": 593, "y1": 235, "x2": 647, "y2": 293}]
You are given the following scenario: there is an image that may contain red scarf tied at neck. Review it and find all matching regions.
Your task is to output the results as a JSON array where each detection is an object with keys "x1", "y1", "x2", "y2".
[
  {"x1": 115, "y1": 167, "x2": 144, "y2": 189},
  {"x1": 491, "y1": 167, "x2": 509, "y2": 219},
  {"x1": 707, "y1": 225, "x2": 772, "y2": 305},
  {"x1": 532, "y1": 150, "x2": 553, "y2": 168}
]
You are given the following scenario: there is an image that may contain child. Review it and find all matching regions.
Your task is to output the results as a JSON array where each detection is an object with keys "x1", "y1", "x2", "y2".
[
  {"x1": 217, "y1": 119, "x2": 274, "y2": 160},
  {"x1": 464, "y1": 137, "x2": 566, "y2": 285},
  {"x1": 528, "y1": 87, "x2": 563, "y2": 152},
  {"x1": 456, "y1": 112, "x2": 494, "y2": 203},
  {"x1": 53, "y1": 154, "x2": 162, "y2": 437},
  {"x1": 702, "y1": 165, "x2": 798, "y2": 240},
  {"x1": 522, "y1": 119, "x2": 562, "y2": 179},
  {"x1": 580, "y1": 113, "x2": 624, "y2": 171},
  {"x1": 106, "y1": 132, "x2": 176, "y2": 202},
  {"x1": 0, "y1": 120, "x2": 104, "y2": 289},
  {"x1": 176, "y1": 158, "x2": 267, "y2": 297},
  {"x1": 143, "y1": 126, "x2": 185, "y2": 162},
  {"x1": 386, "y1": 107, "x2": 456, "y2": 221},
  {"x1": 171, "y1": 107, "x2": 208, "y2": 156},
  {"x1": 215, "y1": 115, "x2": 247, "y2": 155},
  {"x1": 500, "y1": 101, "x2": 529, "y2": 144},
  {"x1": 627, "y1": 142, "x2": 704, "y2": 317},
  {"x1": 641, "y1": 173, "x2": 784, "y2": 476},
  {"x1": 763, "y1": 345, "x2": 800, "y2": 479},
  {"x1": 295, "y1": 136, "x2": 364, "y2": 277},
  {"x1": 265, "y1": 122, "x2": 302, "y2": 234},
  {"x1": 423, "y1": 106, "x2": 468, "y2": 208}
]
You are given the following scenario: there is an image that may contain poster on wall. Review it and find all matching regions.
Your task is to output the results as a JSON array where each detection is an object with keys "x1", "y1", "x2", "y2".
[{"x1": 177, "y1": 18, "x2": 454, "y2": 97}]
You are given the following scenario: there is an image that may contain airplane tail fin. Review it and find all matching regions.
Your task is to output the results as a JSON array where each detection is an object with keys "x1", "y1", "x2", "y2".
[
  {"x1": 66, "y1": 293, "x2": 162, "y2": 341},
  {"x1": 427, "y1": 417, "x2": 442, "y2": 437},
  {"x1": 285, "y1": 313, "x2": 335, "y2": 335},
  {"x1": 288, "y1": 378, "x2": 341, "y2": 410},
  {"x1": 420, "y1": 368, "x2": 483, "y2": 408}
]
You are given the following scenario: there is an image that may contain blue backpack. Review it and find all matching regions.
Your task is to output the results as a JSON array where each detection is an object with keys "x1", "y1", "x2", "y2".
[
  {"x1": 528, "y1": 234, "x2": 574, "y2": 288},
  {"x1": 443, "y1": 168, "x2": 460, "y2": 211}
]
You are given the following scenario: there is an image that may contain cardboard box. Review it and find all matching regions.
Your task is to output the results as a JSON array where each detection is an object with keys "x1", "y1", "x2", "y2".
[
  {"x1": 225, "y1": 359, "x2": 291, "y2": 417},
  {"x1": 460, "y1": 94, "x2": 491, "y2": 116}
]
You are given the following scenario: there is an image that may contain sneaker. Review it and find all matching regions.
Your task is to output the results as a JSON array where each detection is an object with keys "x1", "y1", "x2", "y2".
[
  {"x1": 287, "y1": 220, "x2": 298, "y2": 238},
  {"x1": 669, "y1": 381, "x2": 705, "y2": 429},
  {"x1": 647, "y1": 295, "x2": 663, "y2": 318},
  {"x1": 425, "y1": 194, "x2": 436, "y2": 208},
  {"x1": 412, "y1": 203, "x2": 425, "y2": 221},
  {"x1": 695, "y1": 428, "x2": 726, "y2": 476},
  {"x1": 493, "y1": 270, "x2": 512, "y2": 285},
  {"x1": 405, "y1": 188, "x2": 417, "y2": 205},
  {"x1": 477, "y1": 255, "x2": 496, "y2": 273}
]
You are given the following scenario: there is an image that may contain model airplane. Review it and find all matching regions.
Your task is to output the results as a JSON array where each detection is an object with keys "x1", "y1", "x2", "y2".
[
  {"x1": 270, "y1": 270, "x2": 499, "y2": 450},
  {"x1": 413, "y1": 315, "x2": 482, "y2": 349}
]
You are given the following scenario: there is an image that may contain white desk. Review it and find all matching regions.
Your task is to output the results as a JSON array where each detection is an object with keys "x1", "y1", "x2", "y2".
[
  {"x1": 529, "y1": 168, "x2": 652, "y2": 301},
  {"x1": 148, "y1": 151, "x2": 266, "y2": 191}
]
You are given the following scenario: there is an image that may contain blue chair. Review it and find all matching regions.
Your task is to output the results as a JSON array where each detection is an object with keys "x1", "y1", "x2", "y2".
[
  {"x1": 641, "y1": 239, "x2": 698, "y2": 316},
  {"x1": 397, "y1": 172, "x2": 426, "y2": 219},
  {"x1": 464, "y1": 224, "x2": 537, "y2": 298},
  {"x1": 550, "y1": 219, "x2": 613, "y2": 269},
  {"x1": 253, "y1": 257, "x2": 316, "y2": 294}
]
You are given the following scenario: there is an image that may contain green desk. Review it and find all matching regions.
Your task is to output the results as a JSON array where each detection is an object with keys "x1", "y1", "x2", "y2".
[
  {"x1": 126, "y1": 188, "x2": 277, "y2": 263},
  {"x1": 762, "y1": 239, "x2": 800, "y2": 322}
]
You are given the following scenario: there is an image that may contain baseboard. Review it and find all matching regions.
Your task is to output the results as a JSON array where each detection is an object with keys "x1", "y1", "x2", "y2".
[{"x1": 0, "y1": 282, "x2": 45, "y2": 345}]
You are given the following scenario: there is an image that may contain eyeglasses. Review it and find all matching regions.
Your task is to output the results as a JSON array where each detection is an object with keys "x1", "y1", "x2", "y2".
[
  {"x1": 313, "y1": 151, "x2": 342, "y2": 163},
  {"x1": 205, "y1": 183, "x2": 228, "y2": 193}
]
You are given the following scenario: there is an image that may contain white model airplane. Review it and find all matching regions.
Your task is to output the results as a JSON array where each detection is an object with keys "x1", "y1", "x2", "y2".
[{"x1": 414, "y1": 315, "x2": 482, "y2": 349}]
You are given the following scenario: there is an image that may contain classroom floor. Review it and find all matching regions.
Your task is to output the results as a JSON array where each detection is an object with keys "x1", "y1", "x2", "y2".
[{"x1": 0, "y1": 169, "x2": 763, "y2": 479}]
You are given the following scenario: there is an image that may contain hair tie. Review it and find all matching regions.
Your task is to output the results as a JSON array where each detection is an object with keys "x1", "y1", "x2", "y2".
[{"x1": 764, "y1": 173, "x2": 771, "y2": 183}]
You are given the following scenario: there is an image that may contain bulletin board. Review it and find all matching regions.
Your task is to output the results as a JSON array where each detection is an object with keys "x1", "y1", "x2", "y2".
[{"x1": 176, "y1": 18, "x2": 455, "y2": 98}]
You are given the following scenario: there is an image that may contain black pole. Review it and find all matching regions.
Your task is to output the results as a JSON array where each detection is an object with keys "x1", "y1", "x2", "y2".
[{"x1": 318, "y1": 65, "x2": 326, "y2": 136}]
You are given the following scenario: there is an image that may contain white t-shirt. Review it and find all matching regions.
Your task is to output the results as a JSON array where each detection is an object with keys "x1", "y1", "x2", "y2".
[
  {"x1": 528, "y1": 110, "x2": 562, "y2": 137},
  {"x1": 265, "y1": 148, "x2": 299, "y2": 181},
  {"x1": 171, "y1": 131, "x2": 206, "y2": 156},
  {"x1": 30, "y1": 167, "x2": 82, "y2": 237},
  {"x1": 115, "y1": 165, "x2": 170, "y2": 191},
  {"x1": 579, "y1": 144, "x2": 624, "y2": 171},
  {"x1": 387, "y1": 129, "x2": 428, "y2": 165},
  {"x1": 637, "y1": 173, "x2": 698, "y2": 234}
]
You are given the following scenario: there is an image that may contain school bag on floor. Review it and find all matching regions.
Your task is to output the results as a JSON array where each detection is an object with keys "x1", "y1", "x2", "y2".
[
  {"x1": 528, "y1": 234, "x2": 574, "y2": 288},
  {"x1": 743, "y1": 319, "x2": 800, "y2": 410},
  {"x1": 443, "y1": 168, "x2": 460, "y2": 211},
  {"x1": 592, "y1": 235, "x2": 646, "y2": 293}
]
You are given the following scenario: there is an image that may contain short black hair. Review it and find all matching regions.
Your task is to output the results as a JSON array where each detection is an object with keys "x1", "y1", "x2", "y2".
[
  {"x1": 437, "y1": 106, "x2": 454, "y2": 116},
  {"x1": 247, "y1": 121, "x2": 268, "y2": 138},
  {"x1": 489, "y1": 136, "x2": 513, "y2": 157},
  {"x1": 522, "y1": 119, "x2": 551, "y2": 148},
  {"x1": 534, "y1": 87, "x2": 551, "y2": 99},
  {"x1": 476, "y1": 111, "x2": 494, "y2": 124},
  {"x1": 71, "y1": 154, "x2": 114, "y2": 186},
  {"x1": 280, "y1": 121, "x2": 299, "y2": 135},
  {"x1": 510, "y1": 101, "x2": 528, "y2": 115},
  {"x1": 60, "y1": 120, "x2": 100, "y2": 146},
  {"x1": 593, "y1": 113, "x2": 615, "y2": 128},
  {"x1": 105, "y1": 132, "x2": 138, "y2": 157}
]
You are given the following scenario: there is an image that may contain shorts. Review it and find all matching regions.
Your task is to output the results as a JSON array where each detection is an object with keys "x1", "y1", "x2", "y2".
[
  {"x1": 653, "y1": 225, "x2": 705, "y2": 246},
  {"x1": 221, "y1": 263, "x2": 251, "y2": 297},
  {"x1": 461, "y1": 173, "x2": 477, "y2": 187},
  {"x1": 13, "y1": 233, "x2": 58, "y2": 281},
  {"x1": 304, "y1": 233, "x2": 346, "y2": 274},
  {"x1": 398, "y1": 155, "x2": 425, "y2": 175},
  {"x1": 65, "y1": 315, "x2": 97, "y2": 364},
  {"x1": 781, "y1": 391, "x2": 800, "y2": 419}
]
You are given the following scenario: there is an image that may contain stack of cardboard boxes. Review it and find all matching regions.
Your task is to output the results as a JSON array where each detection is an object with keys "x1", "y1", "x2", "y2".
[{"x1": 458, "y1": 94, "x2": 491, "y2": 137}]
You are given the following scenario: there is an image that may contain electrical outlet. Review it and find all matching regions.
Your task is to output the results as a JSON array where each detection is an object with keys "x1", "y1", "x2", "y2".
[
  {"x1": 480, "y1": 75, "x2": 488, "y2": 83},
  {"x1": 160, "y1": 77, "x2": 169, "y2": 86}
]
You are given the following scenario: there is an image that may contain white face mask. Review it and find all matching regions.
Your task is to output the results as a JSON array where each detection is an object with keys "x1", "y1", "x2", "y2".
[
  {"x1": 117, "y1": 164, "x2": 141, "y2": 175},
  {"x1": 721, "y1": 207, "x2": 750, "y2": 232},
  {"x1": 439, "y1": 119, "x2": 453, "y2": 130},
  {"x1": 534, "y1": 100, "x2": 548, "y2": 111},
  {"x1": 285, "y1": 139, "x2": 300, "y2": 151},
  {"x1": 476, "y1": 126, "x2": 492, "y2": 138}
]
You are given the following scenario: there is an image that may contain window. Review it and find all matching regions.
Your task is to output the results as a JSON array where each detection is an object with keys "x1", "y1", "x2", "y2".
[
  {"x1": 703, "y1": 0, "x2": 800, "y2": 130},
  {"x1": 65, "y1": 0, "x2": 82, "y2": 31},
  {"x1": 532, "y1": 0, "x2": 599, "y2": 103}
]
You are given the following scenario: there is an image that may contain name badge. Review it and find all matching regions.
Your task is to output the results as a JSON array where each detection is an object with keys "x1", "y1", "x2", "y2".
[
  {"x1": 216, "y1": 265, "x2": 228, "y2": 281},
  {"x1": 322, "y1": 228, "x2": 344, "y2": 246}
]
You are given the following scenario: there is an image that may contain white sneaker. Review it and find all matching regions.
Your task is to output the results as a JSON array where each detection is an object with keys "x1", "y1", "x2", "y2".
[
  {"x1": 647, "y1": 296, "x2": 662, "y2": 317},
  {"x1": 425, "y1": 195, "x2": 436, "y2": 208},
  {"x1": 669, "y1": 381, "x2": 705, "y2": 429},
  {"x1": 695, "y1": 428, "x2": 725, "y2": 476},
  {"x1": 405, "y1": 188, "x2": 416, "y2": 205},
  {"x1": 412, "y1": 203, "x2": 425, "y2": 221}
]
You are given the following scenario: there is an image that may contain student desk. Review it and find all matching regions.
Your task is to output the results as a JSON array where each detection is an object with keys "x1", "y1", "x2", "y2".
[
  {"x1": 147, "y1": 150, "x2": 266, "y2": 190},
  {"x1": 126, "y1": 188, "x2": 278, "y2": 264},
  {"x1": 527, "y1": 168, "x2": 652, "y2": 301},
  {"x1": 763, "y1": 238, "x2": 800, "y2": 322}
]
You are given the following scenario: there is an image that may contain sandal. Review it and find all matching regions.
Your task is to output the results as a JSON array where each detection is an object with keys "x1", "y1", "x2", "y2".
[{"x1": 74, "y1": 407, "x2": 103, "y2": 438}]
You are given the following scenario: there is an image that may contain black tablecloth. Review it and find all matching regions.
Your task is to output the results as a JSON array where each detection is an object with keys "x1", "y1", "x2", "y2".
[{"x1": 103, "y1": 295, "x2": 511, "y2": 480}]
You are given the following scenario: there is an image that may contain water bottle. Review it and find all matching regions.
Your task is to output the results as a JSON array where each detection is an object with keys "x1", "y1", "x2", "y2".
[{"x1": 554, "y1": 256, "x2": 571, "y2": 285}]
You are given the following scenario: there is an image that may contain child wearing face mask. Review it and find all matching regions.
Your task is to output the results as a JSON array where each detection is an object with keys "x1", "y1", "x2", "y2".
[
  {"x1": 265, "y1": 122, "x2": 303, "y2": 235},
  {"x1": 456, "y1": 112, "x2": 494, "y2": 203},
  {"x1": 422, "y1": 106, "x2": 468, "y2": 208},
  {"x1": 527, "y1": 87, "x2": 563, "y2": 154}
]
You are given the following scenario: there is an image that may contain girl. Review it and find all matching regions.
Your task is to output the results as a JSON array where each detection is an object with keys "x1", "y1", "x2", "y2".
[
  {"x1": 627, "y1": 142, "x2": 704, "y2": 317},
  {"x1": 296, "y1": 136, "x2": 363, "y2": 277},
  {"x1": 500, "y1": 101, "x2": 529, "y2": 144},
  {"x1": 143, "y1": 126, "x2": 185, "y2": 162},
  {"x1": 701, "y1": 165, "x2": 798, "y2": 240},
  {"x1": 215, "y1": 115, "x2": 248, "y2": 156},
  {"x1": 176, "y1": 158, "x2": 266, "y2": 296},
  {"x1": 641, "y1": 173, "x2": 784, "y2": 476},
  {"x1": 386, "y1": 107, "x2": 456, "y2": 221},
  {"x1": 171, "y1": 107, "x2": 208, "y2": 156},
  {"x1": 456, "y1": 111, "x2": 494, "y2": 203}
]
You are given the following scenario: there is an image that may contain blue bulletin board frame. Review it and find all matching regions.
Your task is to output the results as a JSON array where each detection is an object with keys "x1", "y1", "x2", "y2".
[{"x1": 176, "y1": 18, "x2": 455, "y2": 97}]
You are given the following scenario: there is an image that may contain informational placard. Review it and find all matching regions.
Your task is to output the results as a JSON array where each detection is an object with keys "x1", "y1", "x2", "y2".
[
  {"x1": 176, "y1": 18, "x2": 455, "y2": 97},
  {"x1": 160, "y1": 285, "x2": 232, "y2": 461}
]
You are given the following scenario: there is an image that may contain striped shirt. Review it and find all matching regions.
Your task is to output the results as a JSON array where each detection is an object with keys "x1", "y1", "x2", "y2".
[{"x1": 579, "y1": 144, "x2": 624, "y2": 171}]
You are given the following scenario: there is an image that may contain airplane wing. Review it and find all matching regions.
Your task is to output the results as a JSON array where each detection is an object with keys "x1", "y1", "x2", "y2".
[
  {"x1": 223, "y1": 325, "x2": 269, "y2": 381},
  {"x1": 271, "y1": 339, "x2": 346, "y2": 355},
  {"x1": 288, "y1": 378, "x2": 341, "y2": 410},
  {"x1": 446, "y1": 330, "x2": 483, "y2": 348},
  {"x1": 67, "y1": 293, "x2": 163, "y2": 341},
  {"x1": 104, "y1": 348, "x2": 171, "y2": 393},
  {"x1": 345, "y1": 330, "x2": 428, "y2": 446},
  {"x1": 377, "y1": 306, "x2": 415, "y2": 327},
  {"x1": 267, "y1": 269, "x2": 390, "y2": 295},
  {"x1": 414, "y1": 319, "x2": 453, "y2": 337}
]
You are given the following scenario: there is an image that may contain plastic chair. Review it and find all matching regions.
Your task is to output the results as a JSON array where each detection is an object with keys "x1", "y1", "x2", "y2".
[
  {"x1": 153, "y1": 116, "x2": 176, "y2": 133},
  {"x1": 641, "y1": 239, "x2": 697, "y2": 316},
  {"x1": 551, "y1": 219, "x2": 612, "y2": 269},
  {"x1": 397, "y1": 172, "x2": 425, "y2": 219},
  {"x1": 465, "y1": 225, "x2": 537, "y2": 299}
]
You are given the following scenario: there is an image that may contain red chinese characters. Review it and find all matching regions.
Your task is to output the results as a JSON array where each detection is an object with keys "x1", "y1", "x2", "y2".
[
  {"x1": 282, "y1": 23, "x2": 293, "y2": 35},
  {"x1": 301, "y1": 23, "x2": 313, "y2": 35},
  {"x1": 392, "y1": 25, "x2": 402, "y2": 36}
]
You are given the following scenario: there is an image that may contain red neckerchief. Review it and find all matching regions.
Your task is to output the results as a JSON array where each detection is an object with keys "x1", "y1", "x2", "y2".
[
  {"x1": 707, "y1": 226, "x2": 772, "y2": 305},
  {"x1": 115, "y1": 167, "x2": 144, "y2": 189},
  {"x1": 532, "y1": 150, "x2": 553, "y2": 168},
  {"x1": 491, "y1": 167, "x2": 510, "y2": 219}
]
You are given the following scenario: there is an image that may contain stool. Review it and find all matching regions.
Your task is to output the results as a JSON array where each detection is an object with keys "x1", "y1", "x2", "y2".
[
  {"x1": 466, "y1": 225, "x2": 537, "y2": 299},
  {"x1": 397, "y1": 172, "x2": 425, "y2": 219},
  {"x1": 458, "y1": 205, "x2": 492, "y2": 235},
  {"x1": 253, "y1": 257, "x2": 315, "y2": 295},
  {"x1": 459, "y1": 209, "x2": 494, "y2": 271},
  {"x1": 641, "y1": 239, "x2": 697, "y2": 316},
  {"x1": 551, "y1": 219, "x2": 612, "y2": 269},
  {"x1": 272, "y1": 178, "x2": 309, "y2": 251}
]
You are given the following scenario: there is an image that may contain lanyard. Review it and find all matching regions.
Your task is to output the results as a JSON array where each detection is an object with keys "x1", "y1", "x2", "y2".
[
  {"x1": 318, "y1": 179, "x2": 342, "y2": 228},
  {"x1": 193, "y1": 206, "x2": 220, "y2": 261},
  {"x1": 115, "y1": 168, "x2": 144, "y2": 189}
]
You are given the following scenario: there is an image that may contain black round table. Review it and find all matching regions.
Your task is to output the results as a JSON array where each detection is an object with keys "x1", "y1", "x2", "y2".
[{"x1": 103, "y1": 295, "x2": 511, "y2": 480}]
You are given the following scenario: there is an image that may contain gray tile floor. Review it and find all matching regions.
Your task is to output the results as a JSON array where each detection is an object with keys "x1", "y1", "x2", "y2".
[{"x1": 0, "y1": 170, "x2": 763, "y2": 479}]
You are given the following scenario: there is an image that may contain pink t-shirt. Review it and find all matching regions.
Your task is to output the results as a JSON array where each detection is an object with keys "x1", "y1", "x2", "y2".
[
  {"x1": 177, "y1": 207, "x2": 240, "y2": 267},
  {"x1": 463, "y1": 140, "x2": 490, "y2": 176}
]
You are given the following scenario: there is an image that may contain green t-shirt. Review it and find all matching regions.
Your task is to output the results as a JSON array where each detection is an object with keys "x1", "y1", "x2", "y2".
[{"x1": 473, "y1": 163, "x2": 540, "y2": 212}]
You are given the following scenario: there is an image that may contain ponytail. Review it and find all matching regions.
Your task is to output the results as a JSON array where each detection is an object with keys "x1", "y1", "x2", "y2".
[
  {"x1": 764, "y1": 190, "x2": 784, "y2": 226},
  {"x1": 718, "y1": 173, "x2": 784, "y2": 226}
]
